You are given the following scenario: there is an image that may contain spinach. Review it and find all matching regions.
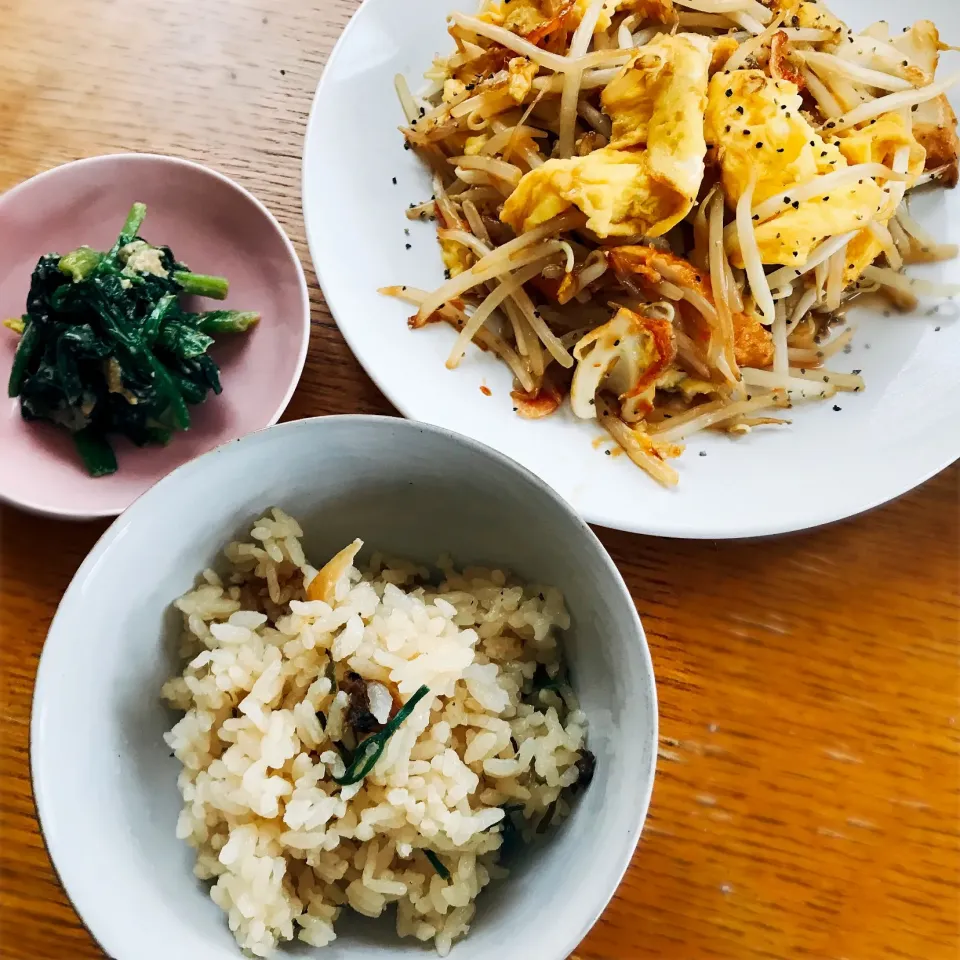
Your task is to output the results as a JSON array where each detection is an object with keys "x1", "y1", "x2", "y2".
[{"x1": 4, "y1": 203, "x2": 260, "y2": 476}]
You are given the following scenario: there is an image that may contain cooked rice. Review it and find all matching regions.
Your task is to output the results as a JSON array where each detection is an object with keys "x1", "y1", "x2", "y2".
[{"x1": 162, "y1": 508, "x2": 589, "y2": 957}]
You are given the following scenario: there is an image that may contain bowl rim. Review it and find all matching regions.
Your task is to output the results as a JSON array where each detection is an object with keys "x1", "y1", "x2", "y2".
[
  {"x1": 31, "y1": 413, "x2": 658, "y2": 960},
  {"x1": 1, "y1": 151, "x2": 312, "y2": 522}
]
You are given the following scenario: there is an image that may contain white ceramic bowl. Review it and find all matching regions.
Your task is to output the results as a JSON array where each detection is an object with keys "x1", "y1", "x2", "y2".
[
  {"x1": 302, "y1": 0, "x2": 960, "y2": 539},
  {"x1": 31, "y1": 415, "x2": 657, "y2": 960}
]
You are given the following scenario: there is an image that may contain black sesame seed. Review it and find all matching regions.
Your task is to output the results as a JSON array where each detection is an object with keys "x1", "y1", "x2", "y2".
[
  {"x1": 777, "y1": 147, "x2": 785, "y2": 153},
  {"x1": 405, "y1": 243, "x2": 412, "y2": 250},
  {"x1": 699, "y1": 451, "x2": 707, "y2": 457},
  {"x1": 725, "y1": 125, "x2": 731, "y2": 132},
  {"x1": 753, "y1": 214, "x2": 760, "y2": 221},
  {"x1": 935, "y1": 326, "x2": 941, "y2": 332},
  {"x1": 822, "y1": 196, "x2": 830, "y2": 201},
  {"x1": 743, "y1": 129, "x2": 751, "y2": 136},
  {"x1": 392, "y1": 177, "x2": 397, "y2": 184},
  {"x1": 792, "y1": 201, "x2": 799, "y2": 209},
  {"x1": 605, "y1": 449, "x2": 611, "y2": 455},
  {"x1": 756, "y1": 141, "x2": 764, "y2": 149},
  {"x1": 726, "y1": 88, "x2": 733, "y2": 97},
  {"x1": 736, "y1": 106, "x2": 744, "y2": 115},
  {"x1": 832, "y1": 404, "x2": 841, "y2": 411}
]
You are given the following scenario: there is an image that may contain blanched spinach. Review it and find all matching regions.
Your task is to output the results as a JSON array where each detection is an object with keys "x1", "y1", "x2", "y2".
[{"x1": 4, "y1": 203, "x2": 260, "y2": 477}]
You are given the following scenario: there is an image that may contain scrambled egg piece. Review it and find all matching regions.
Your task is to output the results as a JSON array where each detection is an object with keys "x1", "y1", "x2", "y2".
[
  {"x1": 835, "y1": 112, "x2": 925, "y2": 180},
  {"x1": 656, "y1": 368, "x2": 719, "y2": 400},
  {"x1": 481, "y1": 0, "x2": 674, "y2": 37},
  {"x1": 501, "y1": 147, "x2": 691, "y2": 237},
  {"x1": 442, "y1": 78, "x2": 468, "y2": 104},
  {"x1": 793, "y1": 1, "x2": 845, "y2": 39},
  {"x1": 840, "y1": 228, "x2": 884, "y2": 287},
  {"x1": 606, "y1": 245, "x2": 774, "y2": 368},
  {"x1": 439, "y1": 238, "x2": 473, "y2": 278},
  {"x1": 710, "y1": 36, "x2": 739, "y2": 74},
  {"x1": 508, "y1": 57, "x2": 539, "y2": 102},
  {"x1": 706, "y1": 70, "x2": 888, "y2": 266},
  {"x1": 602, "y1": 32, "x2": 711, "y2": 153},
  {"x1": 570, "y1": 306, "x2": 677, "y2": 421},
  {"x1": 503, "y1": 33, "x2": 709, "y2": 238},
  {"x1": 463, "y1": 135, "x2": 490, "y2": 156},
  {"x1": 610, "y1": 0, "x2": 675, "y2": 23}
]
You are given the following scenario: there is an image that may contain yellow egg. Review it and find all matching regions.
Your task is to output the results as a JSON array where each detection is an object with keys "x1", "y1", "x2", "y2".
[
  {"x1": 706, "y1": 70, "x2": 888, "y2": 267},
  {"x1": 501, "y1": 33, "x2": 710, "y2": 239},
  {"x1": 500, "y1": 147, "x2": 691, "y2": 238},
  {"x1": 835, "y1": 112, "x2": 925, "y2": 180},
  {"x1": 439, "y1": 238, "x2": 473, "y2": 278}
]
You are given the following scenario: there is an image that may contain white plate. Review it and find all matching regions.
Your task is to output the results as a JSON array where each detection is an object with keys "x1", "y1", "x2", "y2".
[{"x1": 303, "y1": 0, "x2": 960, "y2": 538}]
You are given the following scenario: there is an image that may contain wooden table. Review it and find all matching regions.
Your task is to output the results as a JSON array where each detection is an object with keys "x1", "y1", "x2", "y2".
[{"x1": 1, "y1": 1, "x2": 958, "y2": 957}]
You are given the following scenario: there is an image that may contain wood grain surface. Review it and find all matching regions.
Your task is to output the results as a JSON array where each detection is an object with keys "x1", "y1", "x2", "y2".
[{"x1": 1, "y1": 0, "x2": 958, "y2": 958}]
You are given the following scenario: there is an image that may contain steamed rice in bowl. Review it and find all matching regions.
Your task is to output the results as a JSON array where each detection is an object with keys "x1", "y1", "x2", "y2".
[{"x1": 162, "y1": 508, "x2": 594, "y2": 957}]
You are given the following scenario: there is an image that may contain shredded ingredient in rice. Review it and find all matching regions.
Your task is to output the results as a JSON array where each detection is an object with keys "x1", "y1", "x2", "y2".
[
  {"x1": 162, "y1": 508, "x2": 591, "y2": 957},
  {"x1": 382, "y1": 0, "x2": 959, "y2": 485}
]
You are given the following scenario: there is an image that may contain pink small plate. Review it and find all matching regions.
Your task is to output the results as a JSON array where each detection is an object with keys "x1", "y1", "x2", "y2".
[{"x1": 0, "y1": 154, "x2": 310, "y2": 519}]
